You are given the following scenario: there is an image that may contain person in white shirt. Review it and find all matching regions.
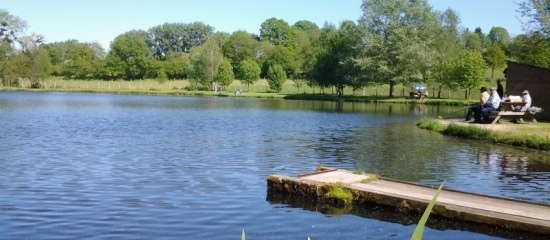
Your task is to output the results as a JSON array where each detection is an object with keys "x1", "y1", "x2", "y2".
[
  {"x1": 514, "y1": 90, "x2": 532, "y2": 112},
  {"x1": 479, "y1": 86, "x2": 501, "y2": 123}
]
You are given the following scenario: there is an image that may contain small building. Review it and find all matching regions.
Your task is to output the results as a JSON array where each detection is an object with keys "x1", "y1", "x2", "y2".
[{"x1": 505, "y1": 61, "x2": 550, "y2": 121}]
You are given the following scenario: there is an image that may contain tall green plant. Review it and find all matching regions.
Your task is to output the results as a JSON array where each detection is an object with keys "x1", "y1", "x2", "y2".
[{"x1": 411, "y1": 180, "x2": 446, "y2": 240}]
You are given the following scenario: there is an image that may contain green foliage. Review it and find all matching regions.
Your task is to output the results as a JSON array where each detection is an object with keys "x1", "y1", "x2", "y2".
[
  {"x1": 106, "y1": 34, "x2": 150, "y2": 80},
  {"x1": 260, "y1": 18, "x2": 298, "y2": 48},
  {"x1": 266, "y1": 46, "x2": 297, "y2": 78},
  {"x1": 189, "y1": 38, "x2": 223, "y2": 88},
  {"x1": 292, "y1": 20, "x2": 319, "y2": 33},
  {"x1": 0, "y1": 9, "x2": 27, "y2": 45},
  {"x1": 216, "y1": 59, "x2": 234, "y2": 87},
  {"x1": 510, "y1": 32, "x2": 550, "y2": 68},
  {"x1": 360, "y1": 174, "x2": 379, "y2": 184},
  {"x1": 416, "y1": 118, "x2": 447, "y2": 132},
  {"x1": 483, "y1": 45, "x2": 506, "y2": 79},
  {"x1": 327, "y1": 182, "x2": 353, "y2": 204},
  {"x1": 148, "y1": 22, "x2": 214, "y2": 59},
  {"x1": 2, "y1": 52, "x2": 28, "y2": 86},
  {"x1": 162, "y1": 52, "x2": 190, "y2": 79},
  {"x1": 222, "y1": 31, "x2": 257, "y2": 69},
  {"x1": 411, "y1": 180, "x2": 446, "y2": 240},
  {"x1": 237, "y1": 59, "x2": 261, "y2": 86},
  {"x1": 266, "y1": 64, "x2": 286, "y2": 92},
  {"x1": 417, "y1": 119, "x2": 550, "y2": 150},
  {"x1": 2, "y1": 46, "x2": 51, "y2": 88},
  {"x1": 518, "y1": 0, "x2": 550, "y2": 39},
  {"x1": 463, "y1": 31, "x2": 483, "y2": 51},
  {"x1": 312, "y1": 21, "x2": 364, "y2": 96},
  {"x1": 358, "y1": 0, "x2": 440, "y2": 97},
  {"x1": 451, "y1": 49, "x2": 486, "y2": 97}
]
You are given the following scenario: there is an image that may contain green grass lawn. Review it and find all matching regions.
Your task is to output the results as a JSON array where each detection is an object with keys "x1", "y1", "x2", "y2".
[{"x1": 3, "y1": 76, "x2": 507, "y2": 104}]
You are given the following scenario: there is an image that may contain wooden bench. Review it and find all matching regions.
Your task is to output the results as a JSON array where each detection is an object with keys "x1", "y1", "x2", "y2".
[{"x1": 490, "y1": 111, "x2": 538, "y2": 124}]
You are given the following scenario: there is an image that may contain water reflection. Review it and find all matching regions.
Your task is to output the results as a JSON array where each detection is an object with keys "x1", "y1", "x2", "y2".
[
  {"x1": 0, "y1": 92, "x2": 549, "y2": 239},
  {"x1": 266, "y1": 191, "x2": 548, "y2": 240}
]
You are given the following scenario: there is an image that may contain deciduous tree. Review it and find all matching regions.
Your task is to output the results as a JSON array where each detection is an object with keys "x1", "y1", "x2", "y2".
[
  {"x1": 266, "y1": 63, "x2": 286, "y2": 92},
  {"x1": 510, "y1": 32, "x2": 550, "y2": 68},
  {"x1": 483, "y1": 44, "x2": 506, "y2": 79},
  {"x1": 518, "y1": 0, "x2": 550, "y2": 39},
  {"x1": 222, "y1": 31, "x2": 257, "y2": 70},
  {"x1": 451, "y1": 49, "x2": 486, "y2": 99},
  {"x1": 358, "y1": 0, "x2": 440, "y2": 97},
  {"x1": 189, "y1": 38, "x2": 223, "y2": 89},
  {"x1": 105, "y1": 34, "x2": 150, "y2": 80},
  {"x1": 216, "y1": 59, "x2": 234, "y2": 90},
  {"x1": 236, "y1": 59, "x2": 261, "y2": 90}
]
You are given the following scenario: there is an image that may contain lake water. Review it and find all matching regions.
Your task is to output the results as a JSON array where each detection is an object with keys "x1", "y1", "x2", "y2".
[{"x1": 1, "y1": 92, "x2": 549, "y2": 239}]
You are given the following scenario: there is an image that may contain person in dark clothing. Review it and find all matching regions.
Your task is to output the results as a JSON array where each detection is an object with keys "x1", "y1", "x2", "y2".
[{"x1": 496, "y1": 79, "x2": 504, "y2": 99}]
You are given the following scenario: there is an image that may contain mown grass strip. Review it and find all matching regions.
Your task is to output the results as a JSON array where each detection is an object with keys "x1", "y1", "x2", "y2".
[{"x1": 417, "y1": 118, "x2": 550, "y2": 151}]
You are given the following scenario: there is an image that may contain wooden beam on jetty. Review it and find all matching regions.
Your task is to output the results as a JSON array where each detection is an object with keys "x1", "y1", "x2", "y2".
[{"x1": 267, "y1": 167, "x2": 550, "y2": 236}]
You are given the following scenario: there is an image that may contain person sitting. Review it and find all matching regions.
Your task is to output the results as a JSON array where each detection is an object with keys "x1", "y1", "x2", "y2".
[
  {"x1": 466, "y1": 87, "x2": 489, "y2": 122},
  {"x1": 513, "y1": 90, "x2": 531, "y2": 112},
  {"x1": 478, "y1": 86, "x2": 501, "y2": 123}
]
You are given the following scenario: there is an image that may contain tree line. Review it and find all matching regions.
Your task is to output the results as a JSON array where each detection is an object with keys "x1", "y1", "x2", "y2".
[{"x1": 1, "y1": 0, "x2": 549, "y2": 97}]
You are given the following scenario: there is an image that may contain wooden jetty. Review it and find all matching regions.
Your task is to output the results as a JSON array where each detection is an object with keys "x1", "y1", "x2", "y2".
[{"x1": 267, "y1": 167, "x2": 550, "y2": 236}]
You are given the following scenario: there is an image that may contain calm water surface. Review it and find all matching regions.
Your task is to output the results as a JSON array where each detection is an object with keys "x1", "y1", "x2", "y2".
[{"x1": 1, "y1": 92, "x2": 549, "y2": 240}]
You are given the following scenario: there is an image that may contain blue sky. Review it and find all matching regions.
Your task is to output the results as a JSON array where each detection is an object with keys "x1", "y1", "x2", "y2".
[{"x1": 3, "y1": 0, "x2": 525, "y2": 50}]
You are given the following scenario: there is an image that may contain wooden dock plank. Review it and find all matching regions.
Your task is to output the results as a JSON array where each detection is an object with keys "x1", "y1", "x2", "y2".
[{"x1": 268, "y1": 167, "x2": 550, "y2": 235}]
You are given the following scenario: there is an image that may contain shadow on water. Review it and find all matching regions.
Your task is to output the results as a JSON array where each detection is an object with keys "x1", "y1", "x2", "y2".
[{"x1": 266, "y1": 192, "x2": 549, "y2": 240}]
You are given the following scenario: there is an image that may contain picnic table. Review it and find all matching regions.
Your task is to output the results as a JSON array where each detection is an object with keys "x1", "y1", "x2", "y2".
[{"x1": 490, "y1": 102, "x2": 537, "y2": 124}]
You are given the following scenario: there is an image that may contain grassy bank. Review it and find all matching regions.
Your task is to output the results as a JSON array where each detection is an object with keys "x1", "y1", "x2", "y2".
[
  {"x1": 417, "y1": 118, "x2": 550, "y2": 151},
  {"x1": 2, "y1": 79, "x2": 479, "y2": 106}
]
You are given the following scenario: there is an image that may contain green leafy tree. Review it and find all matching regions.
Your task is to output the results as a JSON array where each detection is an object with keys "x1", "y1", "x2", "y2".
[
  {"x1": 451, "y1": 49, "x2": 486, "y2": 99},
  {"x1": 260, "y1": 18, "x2": 296, "y2": 47},
  {"x1": 358, "y1": 0, "x2": 440, "y2": 97},
  {"x1": 144, "y1": 59, "x2": 166, "y2": 82},
  {"x1": 0, "y1": 9, "x2": 27, "y2": 84},
  {"x1": 236, "y1": 59, "x2": 261, "y2": 89},
  {"x1": 148, "y1": 22, "x2": 214, "y2": 59},
  {"x1": 432, "y1": 8, "x2": 462, "y2": 98},
  {"x1": 488, "y1": 27, "x2": 511, "y2": 49},
  {"x1": 463, "y1": 31, "x2": 483, "y2": 51},
  {"x1": 265, "y1": 45, "x2": 298, "y2": 78},
  {"x1": 162, "y1": 52, "x2": 190, "y2": 79},
  {"x1": 518, "y1": 0, "x2": 550, "y2": 39},
  {"x1": 0, "y1": 9, "x2": 27, "y2": 45},
  {"x1": 483, "y1": 44, "x2": 506, "y2": 79},
  {"x1": 105, "y1": 34, "x2": 150, "y2": 80},
  {"x1": 2, "y1": 52, "x2": 27, "y2": 86},
  {"x1": 61, "y1": 41, "x2": 102, "y2": 79},
  {"x1": 189, "y1": 37, "x2": 223, "y2": 89},
  {"x1": 292, "y1": 22, "x2": 320, "y2": 81},
  {"x1": 253, "y1": 41, "x2": 274, "y2": 76},
  {"x1": 510, "y1": 32, "x2": 550, "y2": 68},
  {"x1": 292, "y1": 20, "x2": 319, "y2": 33},
  {"x1": 216, "y1": 59, "x2": 234, "y2": 90},
  {"x1": 312, "y1": 21, "x2": 364, "y2": 96},
  {"x1": 266, "y1": 63, "x2": 286, "y2": 92},
  {"x1": 222, "y1": 30, "x2": 257, "y2": 70},
  {"x1": 3, "y1": 46, "x2": 51, "y2": 88},
  {"x1": 474, "y1": 27, "x2": 490, "y2": 47}
]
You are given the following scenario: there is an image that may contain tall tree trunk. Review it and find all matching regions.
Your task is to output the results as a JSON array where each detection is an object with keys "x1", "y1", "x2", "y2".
[{"x1": 389, "y1": 81, "x2": 395, "y2": 97}]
